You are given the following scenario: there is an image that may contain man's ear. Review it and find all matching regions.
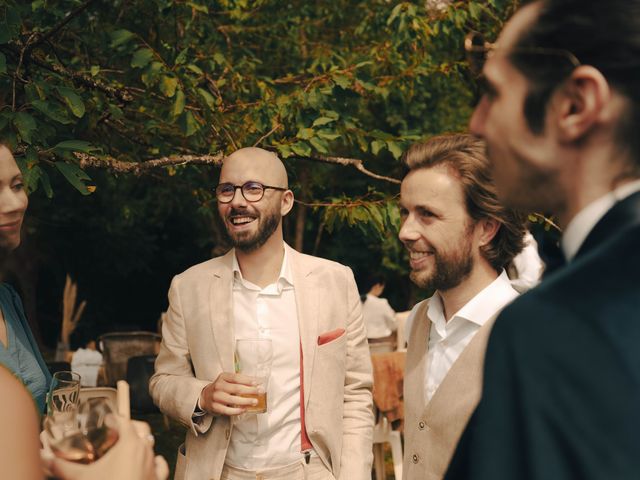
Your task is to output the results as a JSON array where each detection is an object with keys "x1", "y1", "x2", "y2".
[
  {"x1": 555, "y1": 66, "x2": 611, "y2": 142},
  {"x1": 475, "y1": 217, "x2": 500, "y2": 247},
  {"x1": 281, "y1": 190, "x2": 294, "y2": 216}
]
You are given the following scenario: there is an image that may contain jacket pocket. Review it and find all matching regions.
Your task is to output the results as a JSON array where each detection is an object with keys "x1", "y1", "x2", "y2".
[{"x1": 317, "y1": 328, "x2": 346, "y2": 346}]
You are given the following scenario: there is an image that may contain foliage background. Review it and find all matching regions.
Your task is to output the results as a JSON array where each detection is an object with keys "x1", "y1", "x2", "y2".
[{"x1": 0, "y1": 0, "x2": 516, "y2": 346}]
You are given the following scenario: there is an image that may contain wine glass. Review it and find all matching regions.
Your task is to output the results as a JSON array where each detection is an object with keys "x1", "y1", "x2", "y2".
[
  {"x1": 47, "y1": 371, "x2": 81, "y2": 418},
  {"x1": 43, "y1": 397, "x2": 120, "y2": 464}
]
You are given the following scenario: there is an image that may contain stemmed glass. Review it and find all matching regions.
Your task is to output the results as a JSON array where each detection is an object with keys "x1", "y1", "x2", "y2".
[{"x1": 43, "y1": 397, "x2": 120, "y2": 464}]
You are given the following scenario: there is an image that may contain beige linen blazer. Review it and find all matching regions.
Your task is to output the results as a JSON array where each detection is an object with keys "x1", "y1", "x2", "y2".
[
  {"x1": 403, "y1": 300, "x2": 498, "y2": 480},
  {"x1": 150, "y1": 244, "x2": 374, "y2": 480}
]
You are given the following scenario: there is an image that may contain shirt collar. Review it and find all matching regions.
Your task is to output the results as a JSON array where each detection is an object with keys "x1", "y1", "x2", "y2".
[
  {"x1": 427, "y1": 270, "x2": 518, "y2": 331},
  {"x1": 562, "y1": 179, "x2": 640, "y2": 262},
  {"x1": 232, "y1": 245, "x2": 294, "y2": 293}
]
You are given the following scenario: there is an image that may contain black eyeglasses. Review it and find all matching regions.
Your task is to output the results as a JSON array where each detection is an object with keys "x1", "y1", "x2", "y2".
[
  {"x1": 215, "y1": 181, "x2": 287, "y2": 203},
  {"x1": 464, "y1": 31, "x2": 581, "y2": 77}
]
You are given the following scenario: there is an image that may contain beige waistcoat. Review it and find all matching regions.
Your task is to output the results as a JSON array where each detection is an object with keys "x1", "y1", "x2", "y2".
[{"x1": 402, "y1": 300, "x2": 498, "y2": 480}]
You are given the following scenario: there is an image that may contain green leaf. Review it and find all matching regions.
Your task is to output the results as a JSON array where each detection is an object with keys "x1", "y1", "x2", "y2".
[
  {"x1": 90, "y1": 65, "x2": 100, "y2": 77},
  {"x1": 54, "y1": 162, "x2": 93, "y2": 195},
  {"x1": 159, "y1": 76, "x2": 178, "y2": 98},
  {"x1": 172, "y1": 89, "x2": 186, "y2": 117},
  {"x1": 131, "y1": 48, "x2": 154, "y2": 68},
  {"x1": 317, "y1": 129, "x2": 340, "y2": 140},
  {"x1": 386, "y1": 141, "x2": 404, "y2": 160},
  {"x1": 38, "y1": 169, "x2": 53, "y2": 198},
  {"x1": 197, "y1": 88, "x2": 216, "y2": 111},
  {"x1": 31, "y1": 100, "x2": 73, "y2": 125},
  {"x1": 179, "y1": 111, "x2": 200, "y2": 136},
  {"x1": 110, "y1": 29, "x2": 135, "y2": 48},
  {"x1": 296, "y1": 127, "x2": 314, "y2": 140},
  {"x1": 186, "y1": 2, "x2": 209, "y2": 13},
  {"x1": 371, "y1": 140, "x2": 386, "y2": 155},
  {"x1": 469, "y1": 2, "x2": 482, "y2": 20},
  {"x1": 13, "y1": 113, "x2": 37, "y2": 144},
  {"x1": 290, "y1": 142, "x2": 311, "y2": 157},
  {"x1": 309, "y1": 136, "x2": 329, "y2": 154},
  {"x1": 213, "y1": 53, "x2": 226, "y2": 65},
  {"x1": 0, "y1": 53, "x2": 6, "y2": 75},
  {"x1": 332, "y1": 75, "x2": 351, "y2": 89},
  {"x1": 312, "y1": 116, "x2": 335, "y2": 127},
  {"x1": 186, "y1": 64, "x2": 203, "y2": 75},
  {"x1": 175, "y1": 48, "x2": 189, "y2": 65},
  {"x1": 0, "y1": 7, "x2": 21, "y2": 44},
  {"x1": 56, "y1": 86, "x2": 86, "y2": 118},
  {"x1": 53, "y1": 140, "x2": 99, "y2": 153}
]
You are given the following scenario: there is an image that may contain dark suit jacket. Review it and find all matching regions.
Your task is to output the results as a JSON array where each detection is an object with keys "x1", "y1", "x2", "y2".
[{"x1": 445, "y1": 190, "x2": 640, "y2": 480}]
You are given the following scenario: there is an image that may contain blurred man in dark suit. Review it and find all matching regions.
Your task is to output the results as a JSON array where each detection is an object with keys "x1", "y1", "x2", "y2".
[{"x1": 446, "y1": 1, "x2": 640, "y2": 478}]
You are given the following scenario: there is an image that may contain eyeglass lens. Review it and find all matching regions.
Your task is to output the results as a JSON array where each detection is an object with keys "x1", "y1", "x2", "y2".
[{"x1": 216, "y1": 182, "x2": 265, "y2": 203}]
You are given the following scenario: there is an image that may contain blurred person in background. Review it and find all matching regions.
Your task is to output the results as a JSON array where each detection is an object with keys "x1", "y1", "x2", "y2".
[
  {"x1": 360, "y1": 273, "x2": 397, "y2": 344},
  {"x1": 447, "y1": 0, "x2": 640, "y2": 477},
  {"x1": 0, "y1": 143, "x2": 51, "y2": 413}
]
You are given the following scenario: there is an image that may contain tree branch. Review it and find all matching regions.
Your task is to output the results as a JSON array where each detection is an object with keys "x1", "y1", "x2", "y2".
[
  {"x1": 305, "y1": 154, "x2": 401, "y2": 184},
  {"x1": 29, "y1": 53, "x2": 134, "y2": 103},
  {"x1": 72, "y1": 151, "x2": 401, "y2": 184},
  {"x1": 31, "y1": 0, "x2": 96, "y2": 49},
  {"x1": 74, "y1": 152, "x2": 224, "y2": 174}
]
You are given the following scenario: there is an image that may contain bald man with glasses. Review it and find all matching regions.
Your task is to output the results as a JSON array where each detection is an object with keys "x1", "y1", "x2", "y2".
[{"x1": 150, "y1": 147, "x2": 374, "y2": 480}]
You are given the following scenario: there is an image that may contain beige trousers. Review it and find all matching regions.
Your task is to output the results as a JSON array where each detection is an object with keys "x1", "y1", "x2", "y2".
[{"x1": 221, "y1": 457, "x2": 334, "y2": 480}]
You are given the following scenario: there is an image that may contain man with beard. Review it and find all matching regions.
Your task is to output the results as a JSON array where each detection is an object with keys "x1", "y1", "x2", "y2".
[
  {"x1": 445, "y1": 1, "x2": 640, "y2": 478},
  {"x1": 150, "y1": 147, "x2": 374, "y2": 480},
  {"x1": 398, "y1": 134, "x2": 525, "y2": 480}
]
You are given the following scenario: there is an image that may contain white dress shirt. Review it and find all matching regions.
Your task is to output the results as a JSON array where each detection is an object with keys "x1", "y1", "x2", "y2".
[
  {"x1": 225, "y1": 247, "x2": 306, "y2": 469},
  {"x1": 362, "y1": 294, "x2": 396, "y2": 339},
  {"x1": 562, "y1": 179, "x2": 640, "y2": 261},
  {"x1": 407, "y1": 270, "x2": 518, "y2": 402}
]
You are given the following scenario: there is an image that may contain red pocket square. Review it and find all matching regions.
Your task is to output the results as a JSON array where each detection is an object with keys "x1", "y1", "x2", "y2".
[{"x1": 317, "y1": 328, "x2": 346, "y2": 345}]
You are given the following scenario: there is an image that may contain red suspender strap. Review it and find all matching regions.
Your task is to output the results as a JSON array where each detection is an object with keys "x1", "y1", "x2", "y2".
[{"x1": 299, "y1": 341, "x2": 312, "y2": 452}]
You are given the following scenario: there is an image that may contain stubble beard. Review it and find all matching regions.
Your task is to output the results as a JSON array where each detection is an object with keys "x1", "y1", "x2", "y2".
[
  {"x1": 225, "y1": 206, "x2": 281, "y2": 253},
  {"x1": 409, "y1": 236, "x2": 474, "y2": 293}
]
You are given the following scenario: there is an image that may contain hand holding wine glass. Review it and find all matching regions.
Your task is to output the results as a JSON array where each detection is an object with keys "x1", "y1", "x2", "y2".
[{"x1": 49, "y1": 414, "x2": 168, "y2": 480}]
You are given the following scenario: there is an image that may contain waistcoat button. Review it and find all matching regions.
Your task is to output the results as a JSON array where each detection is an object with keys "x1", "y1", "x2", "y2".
[
  {"x1": 412, "y1": 454, "x2": 419, "y2": 463},
  {"x1": 418, "y1": 421, "x2": 425, "y2": 430}
]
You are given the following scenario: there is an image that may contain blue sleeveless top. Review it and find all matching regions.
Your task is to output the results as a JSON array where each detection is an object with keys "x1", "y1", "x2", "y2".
[{"x1": 0, "y1": 284, "x2": 51, "y2": 413}]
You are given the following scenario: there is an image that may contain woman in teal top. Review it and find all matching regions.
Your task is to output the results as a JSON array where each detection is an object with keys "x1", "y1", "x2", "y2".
[{"x1": 0, "y1": 144, "x2": 51, "y2": 412}]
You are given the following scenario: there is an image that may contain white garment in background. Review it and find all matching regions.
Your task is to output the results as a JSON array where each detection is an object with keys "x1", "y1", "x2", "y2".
[
  {"x1": 509, "y1": 232, "x2": 543, "y2": 293},
  {"x1": 362, "y1": 294, "x2": 396, "y2": 339},
  {"x1": 71, "y1": 348, "x2": 103, "y2": 387}
]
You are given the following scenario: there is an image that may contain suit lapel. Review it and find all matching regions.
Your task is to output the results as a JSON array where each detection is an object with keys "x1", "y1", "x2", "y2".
[
  {"x1": 424, "y1": 314, "x2": 498, "y2": 418},
  {"x1": 210, "y1": 250, "x2": 235, "y2": 372},
  {"x1": 578, "y1": 190, "x2": 640, "y2": 257},
  {"x1": 289, "y1": 246, "x2": 319, "y2": 408}
]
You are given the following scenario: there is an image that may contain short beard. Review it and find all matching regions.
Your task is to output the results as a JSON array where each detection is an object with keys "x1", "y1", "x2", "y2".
[
  {"x1": 410, "y1": 229, "x2": 474, "y2": 293},
  {"x1": 226, "y1": 207, "x2": 281, "y2": 253}
]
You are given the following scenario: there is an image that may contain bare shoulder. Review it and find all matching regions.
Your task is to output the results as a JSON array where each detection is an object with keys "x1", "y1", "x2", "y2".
[{"x1": 0, "y1": 366, "x2": 43, "y2": 480}]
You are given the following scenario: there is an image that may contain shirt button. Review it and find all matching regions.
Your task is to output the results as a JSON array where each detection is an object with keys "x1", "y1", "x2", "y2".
[
  {"x1": 412, "y1": 454, "x2": 419, "y2": 464},
  {"x1": 418, "y1": 421, "x2": 425, "y2": 430}
]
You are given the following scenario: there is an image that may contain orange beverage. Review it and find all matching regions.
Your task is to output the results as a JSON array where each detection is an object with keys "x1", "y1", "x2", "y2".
[{"x1": 240, "y1": 391, "x2": 267, "y2": 413}]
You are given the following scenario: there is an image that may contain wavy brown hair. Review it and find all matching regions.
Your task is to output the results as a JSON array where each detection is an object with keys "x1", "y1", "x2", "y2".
[{"x1": 403, "y1": 133, "x2": 526, "y2": 272}]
